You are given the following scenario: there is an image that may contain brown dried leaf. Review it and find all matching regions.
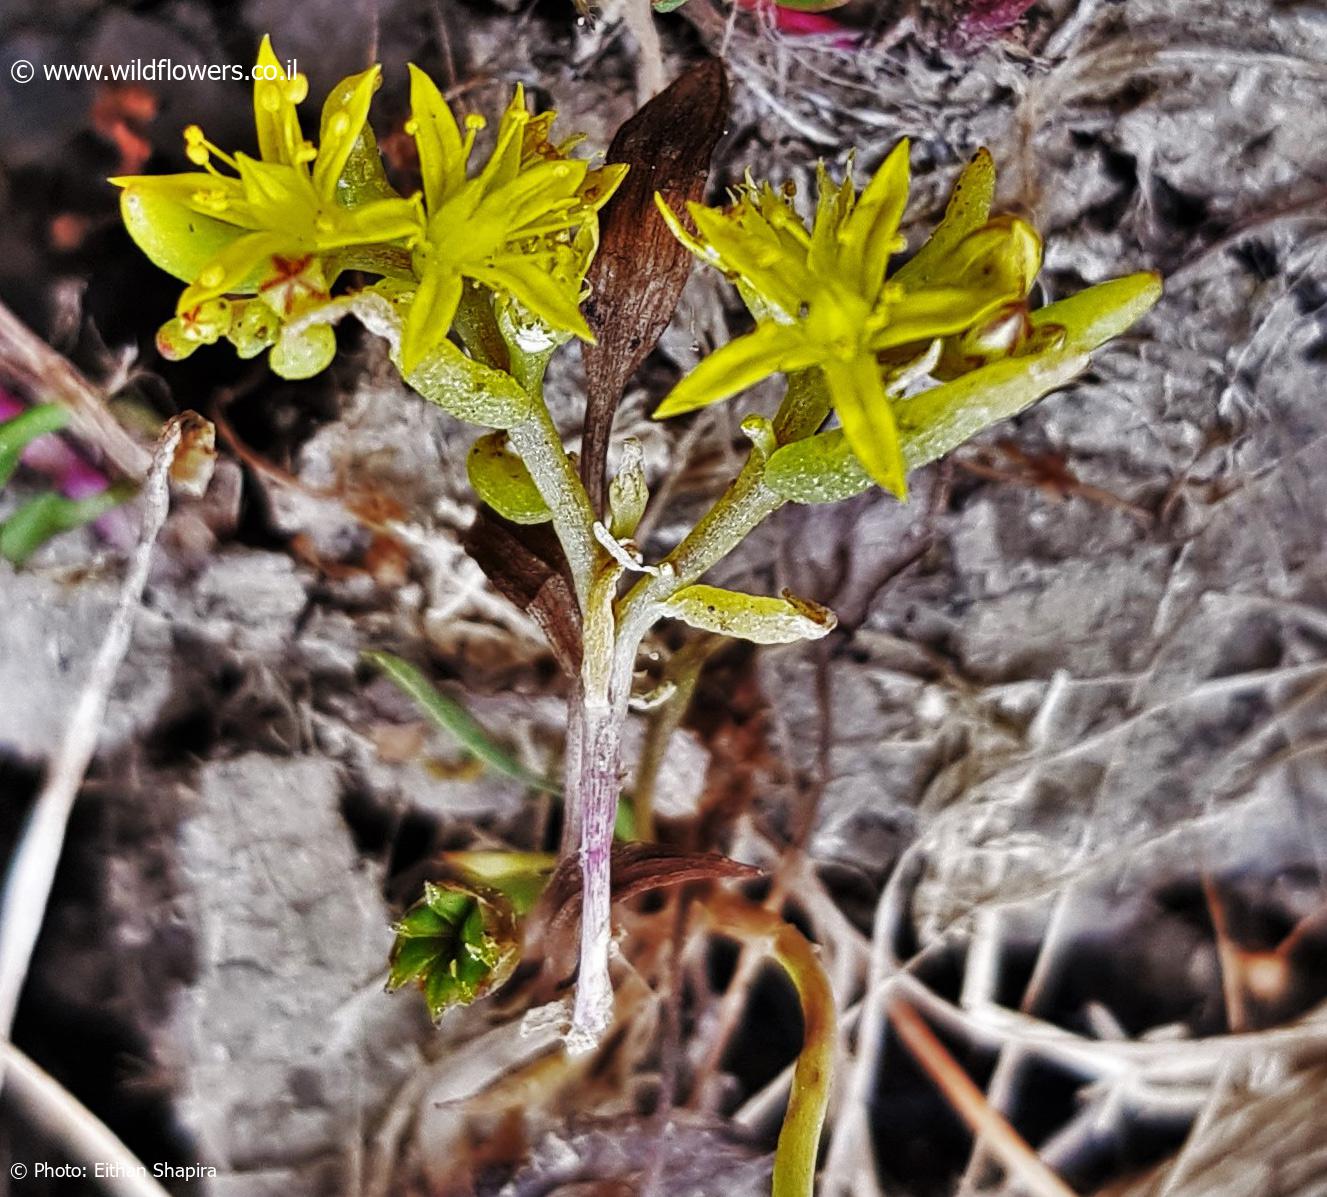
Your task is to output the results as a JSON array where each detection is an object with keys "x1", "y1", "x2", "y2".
[
  {"x1": 463, "y1": 508, "x2": 584, "y2": 676},
  {"x1": 580, "y1": 58, "x2": 729, "y2": 512},
  {"x1": 538, "y1": 841, "x2": 761, "y2": 947}
]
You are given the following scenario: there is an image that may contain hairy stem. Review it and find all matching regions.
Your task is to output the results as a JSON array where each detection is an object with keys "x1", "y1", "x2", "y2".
[
  {"x1": 565, "y1": 561, "x2": 635, "y2": 1049},
  {"x1": 505, "y1": 399, "x2": 599, "y2": 608},
  {"x1": 617, "y1": 369, "x2": 831, "y2": 643}
]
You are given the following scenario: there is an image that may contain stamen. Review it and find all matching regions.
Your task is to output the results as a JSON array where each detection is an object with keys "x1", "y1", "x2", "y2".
[
  {"x1": 461, "y1": 114, "x2": 486, "y2": 161},
  {"x1": 183, "y1": 124, "x2": 238, "y2": 173}
]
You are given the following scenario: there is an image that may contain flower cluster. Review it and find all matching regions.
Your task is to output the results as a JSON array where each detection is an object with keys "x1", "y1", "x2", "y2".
[
  {"x1": 656, "y1": 144, "x2": 1159, "y2": 499},
  {"x1": 113, "y1": 38, "x2": 624, "y2": 385}
]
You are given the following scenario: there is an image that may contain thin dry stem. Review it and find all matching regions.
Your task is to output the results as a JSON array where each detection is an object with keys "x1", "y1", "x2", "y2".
[
  {"x1": 0, "y1": 416, "x2": 188, "y2": 1046},
  {"x1": 888, "y1": 997, "x2": 1078, "y2": 1197},
  {"x1": 0, "y1": 1043, "x2": 171, "y2": 1197}
]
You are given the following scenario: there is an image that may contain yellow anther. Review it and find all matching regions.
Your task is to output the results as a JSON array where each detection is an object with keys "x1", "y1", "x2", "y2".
[
  {"x1": 285, "y1": 75, "x2": 309, "y2": 105},
  {"x1": 403, "y1": 117, "x2": 419, "y2": 136},
  {"x1": 464, "y1": 114, "x2": 487, "y2": 132}
]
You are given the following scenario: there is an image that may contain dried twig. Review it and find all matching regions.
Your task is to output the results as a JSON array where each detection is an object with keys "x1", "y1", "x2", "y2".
[
  {"x1": 888, "y1": 997, "x2": 1079, "y2": 1197},
  {"x1": 0, "y1": 300, "x2": 151, "y2": 481},
  {"x1": 0, "y1": 416, "x2": 186, "y2": 1042},
  {"x1": 0, "y1": 1042, "x2": 171, "y2": 1197}
]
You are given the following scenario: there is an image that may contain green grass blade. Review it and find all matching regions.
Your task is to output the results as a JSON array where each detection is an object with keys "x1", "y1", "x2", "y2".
[
  {"x1": 0, "y1": 404, "x2": 69, "y2": 488},
  {"x1": 363, "y1": 651, "x2": 561, "y2": 794}
]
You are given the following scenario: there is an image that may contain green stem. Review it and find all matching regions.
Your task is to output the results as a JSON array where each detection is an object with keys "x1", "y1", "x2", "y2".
[
  {"x1": 504, "y1": 384, "x2": 601, "y2": 610},
  {"x1": 617, "y1": 369, "x2": 831, "y2": 644},
  {"x1": 702, "y1": 891, "x2": 836, "y2": 1197}
]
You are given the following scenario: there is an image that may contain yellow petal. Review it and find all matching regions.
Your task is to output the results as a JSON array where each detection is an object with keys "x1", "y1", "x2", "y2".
[
  {"x1": 407, "y1": 63, "x2": 466, "y2": 212},
  {"x1": 839, "y1": 138, "x2": 910, "y2": 299},
  {"x1": 253, "y1": 36, "x2": 306, "y2": 167},
  {"x1": 689, "y1": 203, "x2": 807, "y2": 318},
  {"x1": 470, "y1": 258, "x2": 593, "y2": 342},
  {"x1": 823, "y1": 352, "x2": 907, "y2": 498},
  {"x1": 654, "y1": 193, "x2": 710, "y2": 260},
  {"x1": 177, "y1": 230, "x2": 290, "y2": 311},
  {"x1": 401, "y1": 263, "x2": 463, "y2": 375},
  {"x1": 893, "y1": 148, "x2": 996, "y2": 289},
  {"x1": 475, "y1": 86, "x2": 530, "y2": 197},
  {"x1": 809, "y1": 162, "x2": 854, "y2": 277},
  {"x1": 654, "y1": 321, "x2": 813, "y2": 419},
  {"x1": 871, "y1": 285, "x2": 1015, "y2": 351},
  {"x1": 314, "y1": 65, "x2": 381, "y2": 200}
]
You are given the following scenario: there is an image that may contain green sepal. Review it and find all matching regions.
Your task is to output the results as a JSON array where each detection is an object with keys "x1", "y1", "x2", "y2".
[
  {"x1": 117, "y1": 182, "x2": 253, "y2": 287},
  {"x1": 466, "y1": 432, "x2": 553, "y2": 525},
  {"x1": 0, "y1": 405, "x2": 69, "y2": 488},
  {"x1": 766, "y1": 349, "x2": 1091, "y2": 504},
  {"x1": 386, "y1": 880, "x2": 521, "y2": 1021},
  {"x1": 333, "y1": 123, "x2": 402, "y2": 210},
  {"x1": 438, "y1": 851, "x2": 556, "y2": 917},
  {"x1": 270, "y1": 322, "x2": 337, "y2": 380},
  {"x1": 661, "y1": 584, "x2": 837, "y2": 644}
]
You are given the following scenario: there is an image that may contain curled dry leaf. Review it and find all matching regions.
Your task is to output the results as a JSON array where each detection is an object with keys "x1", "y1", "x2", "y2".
[
  {"x1": 580, "y1": 58, "x2": 729, "y2": 513},
  {"x1": 462, "y1": 508, "x2": 584, "y2": 676},
  {"x1": 532, "y1": 842, "x2": 762, "y2": 971}
]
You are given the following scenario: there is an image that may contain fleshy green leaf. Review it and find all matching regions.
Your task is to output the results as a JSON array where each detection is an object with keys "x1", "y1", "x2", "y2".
[
  {"x1": 363, "y1": 651, "x2": 561, "y2": 793},
  {"x1": 766, "y1": 348, "x2": 1092, "y2": 503},
  {"x1": 608, "y1": 438, "x2": 649, "y2": 539},
  {"x1": 661, "y1": 584, "x2": 837, "y2": 644},
  {"x1": 0, "y1": 405, "x2": 69, "y2": 488},
  {"x1": 1030, "y1": 271, "x2": 1162, "y2": 353},
  {"x1": 466, "y1": 432, "x2": 553, "y2": 525},
  {"x1": 763, "y1": 431, "x2": 873, "y2": 505},
  {"x1": 401, "y1": 335, "x2": 536, "y2": 428}
]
